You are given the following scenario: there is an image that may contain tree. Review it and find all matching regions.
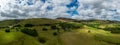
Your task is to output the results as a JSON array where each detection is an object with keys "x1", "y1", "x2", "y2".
[
  {"x1": 53, "y1": 32, "x2": 58, "y2": 36},
  {"x1": 24, "y1": 24, "x2": 34, "y2": 27},
  {"x1": 59, "y1": 23, "x2": 72, "y2": 31},
  {"x1": 103, "y1": 27, "x2": 120, "y2": 34},
  {"x1": 14, "y1": 24, "x2": 22, "y2": 27},
  {"x1": 15, "y1": 27, "x2": 20, "y2": 31},
  {"x1": 38, "y1": 37, "x2": 47, "y2": 44},
  {"x1": 51, "y1": 25, "x2": 57, "y2": 30},
  {"x1": 5, "y1": 29, "x2": 10, "y2": 33},
  {"x1": 39, "y1": 24, "x2": 52, "y2": 26},
  {"x1": 88, "y1": 30, "x2": 91, "y2": 33},
  {"x1": 42, "y1": 28, "x2": 48, "y2": 31},
  {"x1": 21, "y1": 28, "x2": 38, "y2": 37}
]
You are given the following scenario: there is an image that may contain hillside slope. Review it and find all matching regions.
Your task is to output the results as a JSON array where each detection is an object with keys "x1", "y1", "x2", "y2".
[{"x1": 0, "y1": 18, "x2": 119, "y2": 45}]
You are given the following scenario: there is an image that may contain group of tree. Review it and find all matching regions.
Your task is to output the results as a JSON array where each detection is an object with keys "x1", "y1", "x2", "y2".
[
  {"x1": 24, "y1": 24, "x2": 34, "y2": 27},
  {"x1": 58, "y1": 22, "x2": 80, "y2": 31},
  {"x1": 39, "y1": 24, "x2": 52, "y2": 26},
  {"x1": 14, "y1": 24, "x2": 22, "y2": 27},
  {"x1": 103, "y1": 27, "x2": 120, "y2": 34},
  {"x1": 85, "y1": 23, "x2": 100, "y2": 28},
  {"x1": 50, "y1": 22, "x2": 81, "y2": 31},
  {"x1": 21, "y1": 28, "x2": 38, "y2": 37},
  {"x1": 51, "y1": 25, "x2": 60, "y2": 30}
]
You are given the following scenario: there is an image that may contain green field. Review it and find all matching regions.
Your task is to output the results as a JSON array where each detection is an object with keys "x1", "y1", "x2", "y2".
[{"x1": 0, "y1": 18, "x2": 120, "y2": 45}]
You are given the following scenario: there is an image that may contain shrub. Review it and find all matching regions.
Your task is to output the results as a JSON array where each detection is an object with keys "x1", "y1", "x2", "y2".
[
  {"x1": 5, "y1": 29, "x2": 10, "y2": 33},
  {"x1": 53, "y1": 32, "x2": 58, "y2": 36},
  {"x1": 38, "y1": 37, "x2": 47, "y2": 44},
  {"x1": 39, "y1": 24, "x2": 51, "y2": 26},
  {"x1": 42, "y1": 28, "x2": 48, "y2": 31},
  {"x1": 103, "y1": 27, "x2": 120, "y2": 34},
  {"x1": 59, "y1": 23, "x2": 74, "y2": 31},
  {"x1": 116, "y1": 43, "x2": 120, "y2": 45},
  {"x1": 24, "y1": 24, "x2": 34, "y2": 27},
  {"x1": 14, "y1": 24, "x2": 21, "y2": 27},
  {"x1": 21, "y1": 28, "x2": 38, "y2": 37},
  {"x1": 51, "y1": 25, "x2": 57, "y2": 30},
  {"x1": 15, "y1": 28, "x2": 20, "y2": 31}
]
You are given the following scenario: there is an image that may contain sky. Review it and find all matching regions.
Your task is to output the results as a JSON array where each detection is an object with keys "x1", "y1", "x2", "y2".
[{"x1": 0, "y1": 0, "x2": 120, "y2": 21}]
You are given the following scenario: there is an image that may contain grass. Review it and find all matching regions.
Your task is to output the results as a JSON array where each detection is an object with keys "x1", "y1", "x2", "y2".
[
  {"x1": 0, "y1": 30, "x2": 24, "y2": 45},
  {"x1": 0, "y1": 18, "x2": 120, "y2": 45},
  {"x1": 60, "y1": 32, "x2": 110, "y2": 45},
  {"x1": 60, "y1": 25, "x2": 120, "y2": 45},
  {"x1": 33, "y1": 26, "x2": 61, "y2": 45},
  {"x1": 18, "y1": 18, "x2": 59, "y2": 26},
  {"x1": 8, "y1": 34, "x2": 41, "y2": 45}
]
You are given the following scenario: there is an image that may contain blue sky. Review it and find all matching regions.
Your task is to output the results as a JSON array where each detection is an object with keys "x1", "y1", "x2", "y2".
[
  {"x1": 66, "y1": 0, "x2": 79, "y2": 16},
  {"x1": 0, "y1": 0, "x2": 120, "y2": 21}
]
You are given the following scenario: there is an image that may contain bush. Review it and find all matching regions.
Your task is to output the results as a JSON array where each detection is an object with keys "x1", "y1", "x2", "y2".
[
  {"x1": 59, "y1": 23, "x2": 74, "y2": 31},
  {"x1": 39, "y1": 24, "x2": 51, "y2": 26},
  {"x1": 21, "y1": 28, "x2": 38, "y2": 37},
  {"x1": 5, "y1": 29, "x2": 10, "y2": 33},
  {"x1": 24, "y1": 24, "x2": 34, "y2": 27},
  {"x1": 53, "y1": 32, "x2": 58, "y2": 36},
  {"x1": 14, "y1": 24, "x2": 21, "y2": 27},
  {"x1": 38, "y1": 37, "x2": 47, "y2": 44},
  {"x1": 116, "y1": 43, "x2": 120, "y2": 45},
  {"x1": 42, "y1": 28, "x2": 48, "y2": 31},
  {"x1": 103, "y1": 27, "x2": 120, "y2": 34},
  {"x1": 15, "y1": 28, "x2": 20, "y2": 31},
  {"x1": 51, "y1": 25, "x2": 57, "y2": 30}
]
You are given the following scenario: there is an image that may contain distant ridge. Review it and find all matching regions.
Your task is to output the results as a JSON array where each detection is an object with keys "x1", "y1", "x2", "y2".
[
  {"x1": 56, "y1": 17, "x2": 120, "y2": 23},
  {"x1": 0, "y1": 17, "x2": 119, "y2": 27}
]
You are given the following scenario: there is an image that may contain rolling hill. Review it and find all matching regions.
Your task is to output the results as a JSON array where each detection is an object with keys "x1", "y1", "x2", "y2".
[{"x1": 0, "y1": 18, "x2": 120, "y2": 45}]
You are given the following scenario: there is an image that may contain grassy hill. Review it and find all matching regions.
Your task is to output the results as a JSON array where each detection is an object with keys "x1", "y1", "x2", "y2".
[{"x1": 0, "y1": 18, "x2": 120, "y2": 45}]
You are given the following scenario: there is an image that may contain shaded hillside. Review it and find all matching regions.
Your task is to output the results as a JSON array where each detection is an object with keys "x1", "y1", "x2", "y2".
[
  {"x1": 0, "y1": 18, "x2": 119, "y2": 26},
  {"x1": 18, "y1": 18, "x2": 59, "y2": 26},
  {"x1": 0, "y1": 19, "x2": 21, "y2": 27},
  {"x1": 56, "y1": 17, "x2": 120, "y2": 23},
  {"x1": 0, "y1": 18, "x2": 59, "y2": 27}
]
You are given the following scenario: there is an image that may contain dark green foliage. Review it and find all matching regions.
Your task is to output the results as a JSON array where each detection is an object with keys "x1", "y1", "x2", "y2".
[
  {"x1": 38, "y1": 37, "x2": 47, "y2": 44},
  {"x1": 0, "y1": 26, "x2": 9, "y2": 29},
  {"x1": 24, "y1": 24, "x2": 34, "y2": 27},
  {"x1": 116, "y1": 43, "x2": 120, "y2": 45},
  {"x1": 14, "y1": 24, "x2": 21, "y2": 27},
  {"x1": 88, "y1": 30, "x2": 91, "y2": 33},
  {"x1": 98, "y1": 28, "x2": 102, "y2": 29},
  {"x1": 58, "y1": 22, "x2": 80, "y2": 31},
  {"x1": 21, "y1": 28, "x2": 38, "y2": 37},
  {"x1": 59, "y1": 23, "x2": 71, "y2": 31},
  {"x1": 5, "y1": 29, "x2": 10, "y2": 33},
  {"x1": 51, "y1": 25, "x2": 58, "y2": 30},
  {"x1": 53, "y1": 32, "x2": 58, "y2": 36},
  {"x1": 39, "y1": 24, "x2": 52, "y2": 26},
  {"x1": 85, "y1": 23, "x2": 100, "y2": 28},
  {"x1": 103, "y1": 27, "x2": 120, "y2": 34},
  {"x1": 15, "y1": 28, "x2": 20, "y2": 31},
  {"x1": 42, "y1": 28, "x2": 48, "y2": 31}
]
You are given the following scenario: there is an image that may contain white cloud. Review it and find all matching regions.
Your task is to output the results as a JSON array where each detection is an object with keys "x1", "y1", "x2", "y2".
[
  {"x1": 0, "y1": 0, "x2": 72, "y2": 20},
  {"x1": 0, "y1": 0, "x2": 120, "y2": 21},
  {"x1": 73, "y1": 0, "x2": 120, "y2": 21}
]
